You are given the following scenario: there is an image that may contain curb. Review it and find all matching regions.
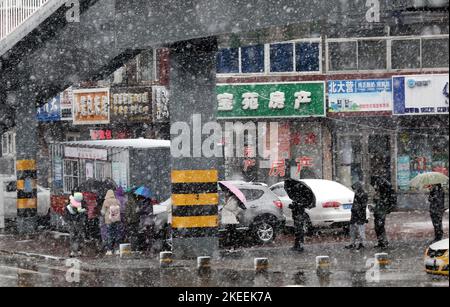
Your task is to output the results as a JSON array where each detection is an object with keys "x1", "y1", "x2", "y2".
[{"x1": 0, "y1": 249, "x2": 66, "y2": 262}]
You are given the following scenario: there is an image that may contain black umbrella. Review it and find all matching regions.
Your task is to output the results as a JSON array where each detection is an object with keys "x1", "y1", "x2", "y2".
[{"x1": 284, "y1": 179, "x2": 316, "y2": 209}]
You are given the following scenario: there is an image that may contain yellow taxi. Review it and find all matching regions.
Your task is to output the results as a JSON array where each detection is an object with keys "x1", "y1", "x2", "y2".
[{"x1": 424, "y1": 239, "x2": 449, "y2": 277}]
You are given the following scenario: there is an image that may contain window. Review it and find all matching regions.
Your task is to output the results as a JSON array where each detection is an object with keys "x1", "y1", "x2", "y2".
[
  {"x1": 328, "y1": 41, "x2": 357, "y2": 71},
  {"x1": 271, "y1": 186, "x2": 287, "y2": 198},
  {"x1": 217, "y1": 48, "x2": 239, "y2": 74},
  {"x1": 391, "y1": 39, "x2": 421, "y2": 70},
  {"x1": 422, "y1": 38, "x2": 449, "y2": 68},
  {"x1": 241, "y1": 45, "x2": 265, "y2": 73},
  {"x1": 217, "y1": 40, "x2": 321, "y2": 75},
  {"x1": 63, "y1": 160, "x2": 79, "y2": 194},
  {"x1": 358, "y1": 40, "x2": 387, "y2": 70},
  {"x1": 113, "y1": 67, "x2": 124, "y2": 84},
  {"x1": 296, "y1": 42, "x2": 320, "y2": 72},
  {"x1": 138, "y1": 49, "x2": 158, "y2": 82},
  {"x1": 1, "y1": 131, "x2": 15, "y2": 156},
  {"x1": 240, "y1": 188, "x2": 265, "y2": 201},
  {"x1": 270, "y1": 43, "x2": 294, "y2": 72},
  {"x1": 95, "y1": 162, "x2": 111, "y2": 181}
]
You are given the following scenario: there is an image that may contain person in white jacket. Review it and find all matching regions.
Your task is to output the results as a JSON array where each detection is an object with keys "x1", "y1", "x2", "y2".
[{"x1": 221, "y1": 193, "x2": 243, "y2": 247}]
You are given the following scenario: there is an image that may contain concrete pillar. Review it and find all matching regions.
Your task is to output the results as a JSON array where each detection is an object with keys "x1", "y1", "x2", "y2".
[
  {"x1": 9, "y1": 91, "x2": 38, "y2": 234},
  {"x1": 169, "y1": 37, "x2": 219, "y2": 259}
]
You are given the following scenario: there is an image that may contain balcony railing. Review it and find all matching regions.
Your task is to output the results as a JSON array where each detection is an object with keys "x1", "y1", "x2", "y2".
[{"x1": 0, "y1": 0, "x2": 48, "y2": 41}]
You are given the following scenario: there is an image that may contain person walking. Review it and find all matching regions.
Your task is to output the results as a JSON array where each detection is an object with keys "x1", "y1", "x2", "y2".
[
  {"x1": 371, "y1": 176, "x2": 396, "y2": 249},
  {"x1": 101, "y1": 190, "x2": 122, "y2": 256},
  {"x1": 290, "y1": 200, "x2": 307, "y2": 252},
  {"x1": 64, "y1": 192, "x2": 87, "y2": 257},
  {"x1": 429, "y1": 184, "x2": 446, "y2": 243},
  {"x1": 125, "y1": 189, "x2": 140, "y2": 251},
  {"x1": 345, "y1": 182, "x2": 369, "y2": 250}
]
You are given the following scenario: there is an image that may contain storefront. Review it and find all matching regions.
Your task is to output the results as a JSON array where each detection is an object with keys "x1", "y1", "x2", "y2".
[
  {"x1": 328, "y1": 79, "x2": 396, "y2": 190},
  {"x1": 217, "y1": 81, "x2": 329, "y2": 186},
  {"x1": 393, "y1": 74, "x2": 449, "y2": 208}
]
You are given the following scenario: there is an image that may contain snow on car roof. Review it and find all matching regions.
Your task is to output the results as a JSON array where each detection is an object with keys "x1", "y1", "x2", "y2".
[
  {"x1": 430, "y1": 238, "x2": 449, "y2": 251},
  {"x1": 272, "y1": 179, "x2": 355, "y2": 204},
  {"x1": 63, "y1": 139, "x2": 171, "y2": 149}
]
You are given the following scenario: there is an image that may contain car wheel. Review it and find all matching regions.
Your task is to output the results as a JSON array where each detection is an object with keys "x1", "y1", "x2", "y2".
[{"x1": 251, "y1": 217, "x2": 277, "y2": 245}]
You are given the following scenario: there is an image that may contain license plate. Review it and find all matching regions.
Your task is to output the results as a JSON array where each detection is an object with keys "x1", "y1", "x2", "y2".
[{"x1": 343, "y1": 204, "x2": 352, "y2": 210}]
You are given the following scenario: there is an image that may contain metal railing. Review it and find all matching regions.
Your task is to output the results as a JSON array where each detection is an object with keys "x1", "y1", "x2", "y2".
[{"x1": 0, "y1": 0, "x2": 48, "y2": 41}]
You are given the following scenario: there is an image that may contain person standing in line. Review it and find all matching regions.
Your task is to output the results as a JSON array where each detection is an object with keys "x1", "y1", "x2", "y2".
[
  {"x1": 64, "y1": 192, "x2": 87, "y2": 257},
  {"x1": 101, "y1": 190, "x2": 122, "y2": 256},
  {"x1": 346, "y1": 182, "x2": 369, "y2": 250},
  {"x1": 429, "y1": 184, "x2": 446, "y2": 243},
  {"x1": 371, "y1": 176, "x2": 396, "y2": 249}
]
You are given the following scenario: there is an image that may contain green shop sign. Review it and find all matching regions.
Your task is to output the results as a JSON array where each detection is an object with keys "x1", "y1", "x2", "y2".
[{"x1": 217, "y1": 82, "x2": 326, "y2": 119}]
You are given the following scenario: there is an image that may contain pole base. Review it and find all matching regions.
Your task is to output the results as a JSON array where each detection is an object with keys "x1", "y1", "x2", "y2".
[
  {"x1": 17, "y1": 216, "x2": 37, "y2": 235},
  {"x1": 173, "y1": 237, "x2": 219, "y2": 259}
]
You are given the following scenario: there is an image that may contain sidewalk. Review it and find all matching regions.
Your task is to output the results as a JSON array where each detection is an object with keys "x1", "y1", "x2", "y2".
[{"x1": 0, "y1": 211, "x2": 448, "y2": 264}]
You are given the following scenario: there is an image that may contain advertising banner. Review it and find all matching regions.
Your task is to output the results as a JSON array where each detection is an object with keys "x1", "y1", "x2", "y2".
[
  {"x1": 152, "y1": 86, "x2": 170, "y2": 122},
  {"x1": 217, "y1": 82, "x2": 326, "y2": 118},
  {"x1": 72, "y1": 88, "x2": 110, "y2": 125},
  {"x1": 328, "y1": 79, "x2": 392, "y2": 113},
  {"x1": 110, "y1": 87, "x2": 152, "y2": 122},
  {"x1": 37, "y1": 96, "x2": 61, "y2": 122},
  {"x1": 60, "y1": 87, "x2": 74, "y2": 121},
  {"x1": 393, "y1": 74, "x2": 449, "y2": 115}
]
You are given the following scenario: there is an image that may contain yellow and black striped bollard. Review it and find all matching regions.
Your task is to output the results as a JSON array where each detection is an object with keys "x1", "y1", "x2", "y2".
[
  {"x1": 171, "y1": 170, "x2": 219, "y2": 256},
  {"x1": 16, "y1": 160, "x2": 38, "y2": 233}
]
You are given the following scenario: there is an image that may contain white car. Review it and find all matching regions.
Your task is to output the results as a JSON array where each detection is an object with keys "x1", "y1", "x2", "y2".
[
  {"x1": 270, "y1": 180, "x2": 369, "y2": 233},
  {"x1": 0, "y1": 177, "x2": 50, "y2": 228}
]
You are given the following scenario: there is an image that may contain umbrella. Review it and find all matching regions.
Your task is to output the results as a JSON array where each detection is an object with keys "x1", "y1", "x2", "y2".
[
  {"x1": 134, "y1": 186, "x2": 152, "y2": 199},
  {"x1": 284, "y1": 179, "x2": 316, "y2": 209},
  {"x1": 219, "y1": 181, "x2": 247, "y2": 210},
  {"x1": 410, "y1": 172, "x2": 449, "y2": 189}
]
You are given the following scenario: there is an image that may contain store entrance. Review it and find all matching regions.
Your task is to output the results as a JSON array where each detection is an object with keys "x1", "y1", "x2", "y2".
[{"x1": 368, "y1": 135, "x2": 391, "y2": 182}]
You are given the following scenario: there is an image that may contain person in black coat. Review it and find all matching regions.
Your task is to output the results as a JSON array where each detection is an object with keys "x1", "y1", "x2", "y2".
[
  {"x1": 345, "y1": 182, "x2": 368, "y2": 250},
  {"x1": 429, "y1": 184, "x2": 446, "y2": 242},
  {"x1": 371, "y1": 176, "x2": 396, "y2": 249},
  {"x1": 289, "y1": 187, "x2": 314, "y2": 252},
  {"x1": 64, "y1": 191, "x2": 87, "y2": 257}
]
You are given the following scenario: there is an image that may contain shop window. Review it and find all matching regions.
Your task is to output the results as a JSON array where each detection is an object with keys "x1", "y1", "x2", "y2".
[
  {"x1": 241, "y1": 45, "x2": 265, "y2": 73},
  {"x1": 328, "y1": 41, "x2": 357, "y2": 71},
  {"x1": 270, "y1": 43, "x2": 294, "y2": 72},
  {"x1": 63, "y1": 160, "x2": 79, "y2": 194},
  {"x1": 95, "y1": 162, "x2": 112, "y2": 181},
  {"x1": 391, "y1": 39, "x2": 421, "y2": 70},
  {"x1": 358, "y1": 40, "x2": 387, "y2": 70},
  {"x1": 217, "y1": 48, "x2": 240, "y2": 74},
  {"x1": 422, "y1": 38, "x2": 449, "y2": 68},
  {"x1": 296, "y1": 42, "x2": 320, "y2": 72}
]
